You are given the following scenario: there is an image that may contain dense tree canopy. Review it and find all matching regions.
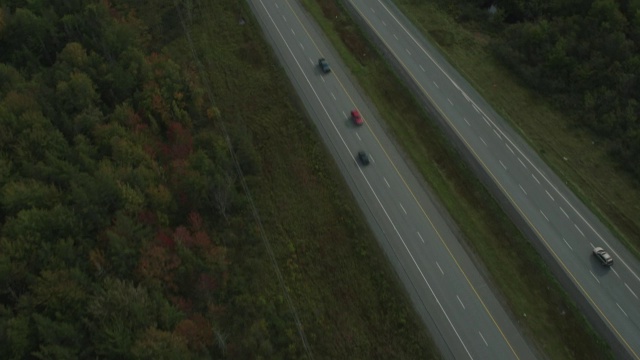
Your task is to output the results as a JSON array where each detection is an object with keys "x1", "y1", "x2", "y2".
[
  {"x1": 455, "y1": 0, "x2": 640, "y2": 177},
  {"x1": 0, "y1": 1, "x2": 257, "y2": 358}
]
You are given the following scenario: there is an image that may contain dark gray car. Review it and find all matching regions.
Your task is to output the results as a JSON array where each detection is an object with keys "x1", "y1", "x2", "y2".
[
  {"x1": 318, "y1": 58, "x2": 331, "y2": 73},
  {"x1": 358, "y1": 151, "x2": 370, "y2": 166}
]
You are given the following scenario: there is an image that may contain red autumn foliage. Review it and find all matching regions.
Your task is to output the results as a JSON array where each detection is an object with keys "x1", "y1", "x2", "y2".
[
  {"x1": 192, "y1": 231, "x2": 211, "y2": 249},
  {"x1": 155, "y1": 229, "x2": 175, "y2": 248},
  {"x1": 170, "y1": 295, "x2": 193, "y2": 314},
  {"x1": 137, "y1": 210, "x2": 158, "y2": 226},
  {"x1": 188, "y1": 211, "x2": 203, "y2": 232},
  {"x1": 174, "y1": 314, "x2": 214, "y2": 351},
  {"x1": 137, "y1": 245, "x2": 181, "y2": 291},
  {"x1": 167, "y1": 121, "x2": 193, "y2": 160},
  {"x1": 173, "y1": 226, "x2": 192, "y2": 246},
  {"x1": 196, "y1": 272, "x2": 217, "y2": 294}
]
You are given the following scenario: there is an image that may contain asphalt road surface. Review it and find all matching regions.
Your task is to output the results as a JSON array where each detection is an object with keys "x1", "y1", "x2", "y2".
[
  {"x1": 344, "y1": 1, "x2": 640, "y2": 358},
  {"x1": 247, "y1": 0, "x2": 538, "y2": 358}
]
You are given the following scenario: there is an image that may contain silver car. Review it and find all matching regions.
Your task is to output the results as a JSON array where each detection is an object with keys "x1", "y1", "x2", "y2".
[{"x1": 593, "y1": 247, "x2": 613, "y2": 266}]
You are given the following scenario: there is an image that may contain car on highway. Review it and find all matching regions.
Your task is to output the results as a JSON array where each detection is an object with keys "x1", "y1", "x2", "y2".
[
  {"x1": 351, "y1": 109, "x2": 363, "y2": 126},
  {"x1": 593, "y1": 247, "x2": 613, "y2": 266},
  {"x1": 318, "y1": 58, "x2": 330, "y2": 73},
  {"x1": 357, "y1": 151, "x2": 370, "y2": 166}
]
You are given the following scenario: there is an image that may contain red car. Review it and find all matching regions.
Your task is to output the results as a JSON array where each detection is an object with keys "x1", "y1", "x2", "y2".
[{"x1": 351, "y1": 109, "x2": 363, "y2": 126}]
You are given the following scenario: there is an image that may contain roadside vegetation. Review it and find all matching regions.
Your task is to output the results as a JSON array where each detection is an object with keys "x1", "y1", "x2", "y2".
[
  {"x1": 394, "y1": 0, "x2": 640, "y2": 259},
  {"x1": 0, "y1": 0, "x2": 438, "y2": 358},
  {"x1": 301, "y1": 0, "x2": 612, "y2": 358}
]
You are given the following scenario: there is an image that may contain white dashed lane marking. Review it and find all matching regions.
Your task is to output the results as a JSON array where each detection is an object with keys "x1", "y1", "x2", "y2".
[
  {"x1": 493, "y1": 129, "x2": 502, "y2": 140},
  {"x1": 506, "y1": 144, "x2": 514, "y2": 154},
  {"x1": 531, "y1": 173, "x2": 540, "y2": 184},
  {"x1": 546, "y1": 190, "x2": 555, "y2": 201},
  {"x1": 519, "y1": 185, "x2": 527, "y2": 195},
  {"x1": 563, "y1": 238, "x2": 573, "y2": 250},
  {"x1": 479, "y1": 332, "x2": 488, "y2": 346},
  {"x1": 540, "y1": 210, "x2": 549, "y2": 222},
  {"x1": 400, "y1": 203, "x2": 407, "y2": 215},
  {"x1": 518, "y1": 158, "x2": 527, "y2": 169},
  {"x1": 625, "y1": 283, "x2": 638, "y2": 299},
  {"x1": 617, "y1": 303, "x2": 628, "y2": 317}
]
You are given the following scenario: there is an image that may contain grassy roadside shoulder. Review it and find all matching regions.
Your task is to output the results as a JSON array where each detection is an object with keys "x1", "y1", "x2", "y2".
[
  {"x1": 393, "y1": 0, "x2": 640, "y2": 259},
  {"x1": 163, "y1": 0, "x2": 440, "y2": 358},
  {"x1": 301, "y1": 0, "x2": 611, "y2": 358}
]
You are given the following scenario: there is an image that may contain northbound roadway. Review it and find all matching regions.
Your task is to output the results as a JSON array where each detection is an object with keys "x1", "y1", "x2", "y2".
[
  {"x1": 248, "y1": 0, "x2": 538, "y2": 359},
  {"x1": 343, "y1": 1, "x2": 640, "y2": 359}
]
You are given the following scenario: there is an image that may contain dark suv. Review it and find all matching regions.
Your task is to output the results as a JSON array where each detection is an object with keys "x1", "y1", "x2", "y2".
[
  {"x1": 318, "y1": 58, "x2": 331, "y2": 73},
  {"x1": 357, "y1": 151, "x2": 370, "y2": 166}
]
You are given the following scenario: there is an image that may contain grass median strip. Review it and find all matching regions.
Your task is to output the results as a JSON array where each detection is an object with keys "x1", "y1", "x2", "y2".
[
  {"x1": 301, "y1": 0, "x2": 611, "y2": 358},
  {"x1": 165, "y1": 0, "x2": 440, "y2": 357}
]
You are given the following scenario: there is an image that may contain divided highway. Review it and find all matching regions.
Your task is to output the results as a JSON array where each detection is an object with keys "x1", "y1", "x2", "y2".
[
  {"x1": 247, "y1": 0, "x2": 537, "y2": 358},
  {"x1": 344, "y1": 1, "x2": 640, "y2": 358}
]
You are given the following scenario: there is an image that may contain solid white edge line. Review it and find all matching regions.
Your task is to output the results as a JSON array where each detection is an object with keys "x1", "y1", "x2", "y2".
[{"x1": 255, "y1": 5, "x2": 476, "y2": 355}]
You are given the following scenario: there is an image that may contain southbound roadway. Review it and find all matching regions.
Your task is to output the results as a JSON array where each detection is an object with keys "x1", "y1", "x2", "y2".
[{"x1": 247, "y1": 0, "x2": 539, "y2": 359}]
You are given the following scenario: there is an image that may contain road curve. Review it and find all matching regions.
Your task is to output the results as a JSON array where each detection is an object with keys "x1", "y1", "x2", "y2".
[
  {"x1": 343, "y1": 1, "x2": 640, "y2": 358},
  {"x1": 247, "y1": 0, "x2": 538, "y2": 358}
]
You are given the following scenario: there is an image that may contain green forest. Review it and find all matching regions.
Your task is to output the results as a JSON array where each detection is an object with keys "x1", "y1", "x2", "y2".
[
  {"x1": 0, "y1": 1, "x2": 245, "y2": 358},
  {"x1": 0, "y1": 0, "x2": 437, "y2": 359},
  {"x1": 455, "y1": 0, "x2": 640, "y2": 177}
]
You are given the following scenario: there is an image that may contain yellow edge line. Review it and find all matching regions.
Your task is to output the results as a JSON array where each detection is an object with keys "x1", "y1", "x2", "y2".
[{"x1": 285, "y1": 0, "x2": 522, "y2": 358}]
